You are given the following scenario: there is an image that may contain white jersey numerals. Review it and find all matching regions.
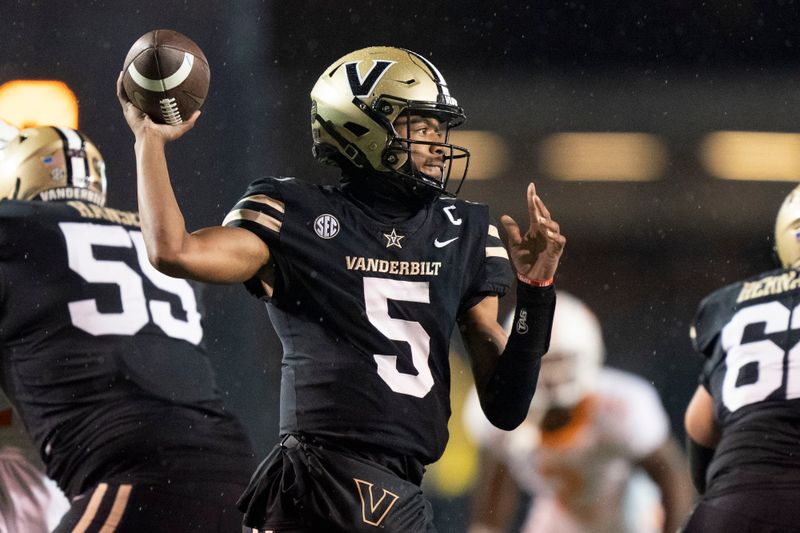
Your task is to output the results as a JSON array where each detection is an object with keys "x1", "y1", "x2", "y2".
[
  {"x1": 59, "y1": 222, "x2": 203, "y2": 344},
  {"x1": 363, "y1": 277, "x2": 433, "y2": 398},
  {"x1": 721, "y1": 300, "x2": 800, "y2": 411}
]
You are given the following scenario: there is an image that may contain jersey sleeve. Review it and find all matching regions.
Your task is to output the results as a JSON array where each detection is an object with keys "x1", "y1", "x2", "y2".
[
  {"x1": 690, "y1": 288, "x2": 733, "y2": 387},
  {"x1": 461, "y1": 218, "x2": 513, "y2": 311},
  {"x1": 222, "y1": 177, "x2": 288, "y2": 299},
  {"x1": 222, "y1": 177, "x2": 286, "y2": 251},
  {"x1": 689, "y1": 288, "x2": 732, "y2": 358}
]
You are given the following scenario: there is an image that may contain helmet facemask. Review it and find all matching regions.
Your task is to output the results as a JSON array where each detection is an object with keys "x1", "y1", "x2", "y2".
[
  {"x1": 382, "y1": 96, "x2": 470, "y2": 197},
  {"x1": 311, "y1": 46, "x2": 471, "y2": 200}
]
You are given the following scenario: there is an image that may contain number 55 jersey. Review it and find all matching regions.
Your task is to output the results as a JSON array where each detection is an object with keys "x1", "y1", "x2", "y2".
[
  {"x1": 0, "y1": 199, "x2": 254, "y2": 498},
  {"x1": 224, "y1": 177, "x2": 513, "y2": 465},
  {"x1": 690, "y1": 266, "x2": 800, "y2": 495}
]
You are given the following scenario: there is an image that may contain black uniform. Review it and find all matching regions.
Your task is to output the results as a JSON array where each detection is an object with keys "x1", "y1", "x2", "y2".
[
  {"x1": 684, "y1": 267, "x2": 800, "y2": 532},
  {"x1": 0, "y1": 199, "x2": 255, "y2": 532},
  {"x1": 226, "y1": 177, "x2": 512, "y2": 532}
]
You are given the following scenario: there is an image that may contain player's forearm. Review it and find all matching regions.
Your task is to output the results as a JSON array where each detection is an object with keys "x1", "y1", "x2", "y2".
[
  {"x1": 686, "y1": 435, "x2": 715, "y2": 495},
  {"x1": 474, "y1": 285, "x2": 556, "y2": 430},
  {"x1": 660, "y1": 464, "x2": 695, "y2": 532},
  {"x1": 640, "y1": 440, "x2": 695, "y2": 532},
  {"x1": 134, "y1": 135, "x2": 191, "y2": 273}
]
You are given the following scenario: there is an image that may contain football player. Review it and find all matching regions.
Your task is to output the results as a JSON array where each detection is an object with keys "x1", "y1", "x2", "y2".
[
  {"x1": 0, "y1": 119, "x2": 70, "y2": 533},
  {"x1": 118, "y1": 46, "x2": 565, "y2": 532},
  {"x1": 683, "y1": 184, "x2": 800, "y2": 531},
  {"x1": 0, "y1": 126, "x2": 255, "y2": 532},
  {"x1": 466, "y1": 292, "x2": 693, "y2": 533}
]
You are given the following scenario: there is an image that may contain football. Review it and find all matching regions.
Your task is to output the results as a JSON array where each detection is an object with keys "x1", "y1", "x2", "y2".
[{"x1": 122, "y1": 29, "x2": 210, "y2": 125}]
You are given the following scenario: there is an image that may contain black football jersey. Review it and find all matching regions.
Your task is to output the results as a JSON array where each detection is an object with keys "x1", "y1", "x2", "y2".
[
  {"x1": 224, "y1": 177, "x2": 512, "y2": 463},
  {"x1": 691, "y1": 266, "x2": 800, "y2": 493},
  {"x1": 0, "y1": 199, "x2": 254, "y2": 497}
]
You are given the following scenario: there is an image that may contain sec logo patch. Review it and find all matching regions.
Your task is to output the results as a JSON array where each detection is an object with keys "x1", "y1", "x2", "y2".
[{"x1": 314, "y1": 214, "x2": 340, "y2": 239}]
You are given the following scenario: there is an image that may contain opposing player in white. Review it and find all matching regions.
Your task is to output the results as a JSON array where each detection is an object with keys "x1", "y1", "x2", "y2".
[
  {"x1": 0, "y1": 395, "x2": 69, "y2": 533},
  {"x1": 465, "y1": 292, "x2": 693, "y2": 533}
]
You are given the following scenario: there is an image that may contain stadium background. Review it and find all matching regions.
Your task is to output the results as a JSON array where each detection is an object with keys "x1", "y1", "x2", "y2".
[{"x1": 2, "y1": 1, "x2": 797, "y2": 530}]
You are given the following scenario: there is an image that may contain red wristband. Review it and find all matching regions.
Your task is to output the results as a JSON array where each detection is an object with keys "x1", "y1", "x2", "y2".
[{"x1": 516, "y1": 272, "x2": 554, "y2": 287}]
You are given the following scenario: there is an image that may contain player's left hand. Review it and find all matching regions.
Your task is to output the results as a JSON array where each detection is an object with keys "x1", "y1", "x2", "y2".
[{"x1": 501, "y1": 182, "x2": 565, "y2": 282}]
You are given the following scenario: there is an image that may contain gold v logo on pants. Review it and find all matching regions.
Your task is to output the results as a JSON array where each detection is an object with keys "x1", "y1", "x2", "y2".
[{"x1": 354, "y1": 478, "x2": 400, "y2": 527}]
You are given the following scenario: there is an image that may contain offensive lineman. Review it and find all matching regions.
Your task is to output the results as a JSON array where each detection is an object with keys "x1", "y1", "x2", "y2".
[
  {"x1": 683, "y1": 184, "x2": 800, "y2": 531},
  {"x1": 0, "y1": 126, "x2": 255, "y2": 531},
  {"x1": 0, "y1": 119, "x2": 70, "y2": 533},
  {"x1": 118, "y1": 46, "x2": 565, "y2": 532}
]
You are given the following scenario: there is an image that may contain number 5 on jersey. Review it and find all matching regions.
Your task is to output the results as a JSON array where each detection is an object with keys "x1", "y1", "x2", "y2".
[
  {"x1": 59, "y1": 222, "x2": 203, "y2": 344},
  {"x1": 364, "y1": 277, "x2": 433, "y2": 398}
]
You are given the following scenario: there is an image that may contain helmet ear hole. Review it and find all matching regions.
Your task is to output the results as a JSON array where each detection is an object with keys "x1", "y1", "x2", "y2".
[{"x1": 376, "y1": 99, "x2": 394, "y2": 116}]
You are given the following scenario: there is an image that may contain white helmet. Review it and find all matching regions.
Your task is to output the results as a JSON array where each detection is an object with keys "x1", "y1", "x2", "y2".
[{"x1": 506, "y1": 291, "x2": 605, "y2": 412}]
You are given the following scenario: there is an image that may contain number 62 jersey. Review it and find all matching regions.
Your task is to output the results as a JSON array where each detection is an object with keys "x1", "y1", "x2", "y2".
[
  {"x1": 224, "y1": 177, "x2": 513, "y2": 464},
  {"x1": 690, "y1": 266, "x2": 800, "y2": 494}
]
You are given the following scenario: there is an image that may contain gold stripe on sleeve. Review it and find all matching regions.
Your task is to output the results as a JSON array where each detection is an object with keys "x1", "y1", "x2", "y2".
[
  {"x1": 72, "y1": 483, "x2": 108, "y2": 533},
  {"x1": 223, "y1": 208, "x2": 282, "y2": 233},
  {"x1": 486, "y1": 246, "x2": 509, "y2": 259},
  {"x1": 488, "y1": 225, "x2": 500, "y2": 239},
  {"x1": 98, "y1": 484, "x2": 132, "y2": 533},
  {"x1": 243, "y1": 194, "x2": 285, "y2": 213}
]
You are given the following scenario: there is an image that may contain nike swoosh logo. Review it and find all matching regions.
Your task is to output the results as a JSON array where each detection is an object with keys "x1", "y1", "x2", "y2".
[{"x1": 434, "y1": 237, "x2": 459, "y2": 248}]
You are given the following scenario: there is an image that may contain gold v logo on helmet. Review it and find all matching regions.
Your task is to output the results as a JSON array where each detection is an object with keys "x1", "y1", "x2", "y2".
[
  {"x1": 345, "y1": 60, "x2": 395, "y2": 97},
  {"x1": 354, "y1": 478, "x2": 399, "y2": 527}
]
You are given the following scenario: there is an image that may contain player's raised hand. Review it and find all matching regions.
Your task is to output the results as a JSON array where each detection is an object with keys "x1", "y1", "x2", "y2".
[
  {"x1": 116, "y1": 71, "x2": 199, "y2": 142},
  {"x1": 501, "y1": 182, "x2": 565, "y2": 282}
]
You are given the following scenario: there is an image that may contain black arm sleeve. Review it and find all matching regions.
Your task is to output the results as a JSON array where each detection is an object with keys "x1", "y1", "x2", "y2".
[
  {"x1": 481, "y1": 284, "x2": 556, "y2": 431},
  {"x1": 687, "y1": 435, "x2": 715, "y2": 494}
]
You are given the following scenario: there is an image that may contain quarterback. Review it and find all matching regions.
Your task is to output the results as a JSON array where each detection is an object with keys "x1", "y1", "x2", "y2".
[
  {"x1": 683, "y1": 184, "x2": 800, "y2": 531},
  {"x1": 0, "y1": 126, "x2": 255, "y2": 531},
  {"x1": 118, "y1": 46, "x2": 565, "y2": 532}
]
